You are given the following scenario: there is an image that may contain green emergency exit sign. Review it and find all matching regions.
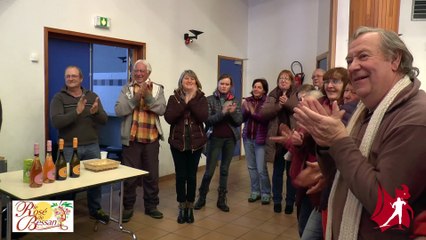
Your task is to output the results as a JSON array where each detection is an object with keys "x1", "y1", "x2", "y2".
[{"x1": 95, "y1": 16, "x2": 111, "y2": 29}]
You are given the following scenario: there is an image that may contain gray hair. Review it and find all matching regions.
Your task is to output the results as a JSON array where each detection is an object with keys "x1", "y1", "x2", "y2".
[
  {"x1": 351, "y1": 26, "x2": 419, "y2": 79},
  {"x1": 133, "y1": 59, "x2": 152, "y2": 74}
]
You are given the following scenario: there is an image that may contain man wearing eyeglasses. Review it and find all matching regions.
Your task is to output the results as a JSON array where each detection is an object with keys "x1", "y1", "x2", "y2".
[
  {"x1": 115, "y1": 59, "x2": 166, "y2": 222},
  {"x1": 311, "y1": 68, "x2": 325, "y2": 90},
  {"x1": 50, "y1": 65, "x2": 110, "y2": 223}
]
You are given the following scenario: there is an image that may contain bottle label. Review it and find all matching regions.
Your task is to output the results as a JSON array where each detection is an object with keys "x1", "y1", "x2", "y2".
[
  {"x1": 58, "y1": 167, "x2": 67, "y2": 178},
  {"x1": 72, "y1": 165, "x2": 80, "y2": 175},
  {"x1": 34, "y1": 173, "x2": 43, "y2": 184},
  {"x1": 47, "y1": 169, "x2": 56, "y2": 180}
]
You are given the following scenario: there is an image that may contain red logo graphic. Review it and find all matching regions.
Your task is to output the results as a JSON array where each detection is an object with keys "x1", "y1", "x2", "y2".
[{"x1": 371, "y1": 184, "x2": 414, "y2": 232}]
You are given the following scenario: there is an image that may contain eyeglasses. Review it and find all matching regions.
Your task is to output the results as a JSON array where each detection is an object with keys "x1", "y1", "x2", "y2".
[
  {"x1": 323, "y1": 79, "x2": 342, "y2": 85},
  {"x1": 65, "y1": 74, "x2": 79, "y2": 79},
  {"x1": 133, "y1": 69, "x2": 146, "y2": 73},
  {"x1": 279, "y1": 77, "x2": 291, "y2": 82}
]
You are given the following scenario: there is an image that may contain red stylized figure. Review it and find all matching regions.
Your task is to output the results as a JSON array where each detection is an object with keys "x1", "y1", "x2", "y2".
[{"x1": 371, "y1": 184, "x2": 414, "y2": 232}]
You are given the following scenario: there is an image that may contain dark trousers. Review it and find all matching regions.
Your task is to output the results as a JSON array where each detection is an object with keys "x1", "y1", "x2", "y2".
[
  {"x1": 199, "y1": 137, "x2": 236, "y2": 193},
  {"x1": 170, "y1": 146, "x2": 202, "y2": 203},
  {"x1": 272, "y1": 145, "x2": 296, "y2": 206},
  {"x1": 122, "y1": 140, "x2": 160, "y2": 211}
]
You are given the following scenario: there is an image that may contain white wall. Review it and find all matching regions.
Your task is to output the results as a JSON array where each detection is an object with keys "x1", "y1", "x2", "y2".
[
  {"x1": 399, "y1": 1, "x2": 426, "y2": 86},
  {"x1": 247, "y1": 0, "x2": 328, "y2": 93},
  {"x1": 0, "y1": 0, "x2": 248, "y2": 176},
  {"x1": 317, "y1": 0, "x2": 331, "y2": 56},
  {"x1": 334, "y1": 0, "x2": 426, "y2": 87}
]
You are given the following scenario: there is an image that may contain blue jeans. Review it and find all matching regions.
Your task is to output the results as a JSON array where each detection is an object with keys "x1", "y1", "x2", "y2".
[
  {"x1": 272, "y1": 145, "x2": 296, "y2": 206},
  {"x1": 298, "y1": 194, "x2": 313, "y2": 236},
  {"x1": 63, "y1": 143, "x2": 103, "y2": 215},
  {"x1": 243, "y1": 138, "x2": 271, "y2": 196},
  {"x1": 301, "y1": 209, "x2": 323, "y2": 240},
  {"x1": 199, "y1": 137, "x2": 236, "y2": 193}
]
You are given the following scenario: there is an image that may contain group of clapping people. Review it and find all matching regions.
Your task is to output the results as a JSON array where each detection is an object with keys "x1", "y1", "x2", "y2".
[
  {"x1": 54, "y1": 26, "x2": 424, "y2": 239},
  {"x1": 162, "y1": 26, "x2": 425, "y2": 240}
]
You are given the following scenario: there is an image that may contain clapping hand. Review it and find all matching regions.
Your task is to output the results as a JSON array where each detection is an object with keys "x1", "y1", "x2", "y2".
[
  {"x1": 242, "y1": 99, "x2": 254, "y2": 114},
  {"x1": 222, "y1": 102, "x2": 237, "y2": 114},
  {"x1": 76, "y1": 94, "x2": 87, "y2": 115},
  {"x1": 269, "y1": 124, "x2": 292, "y2": 145},
  {"x1": 294, "y1": 161, "x2": 325, "y2": 193},
  {"x1": 294, "y1": 98, "x2": 346, "y2": 147},
  {"x1": 291, "y1": 130, "x2": 304, "y2": 146},
  {"x1": 228, "y1": 102, "x2": 237, "y2": 113},
  {"x1": 279, "y1": 92, "x2": 288, "y2": 106},
  {"x1": 140, "y1": 81, "x2": 153, "y2": 97},
  {"x1": 90, "y1": 97, "x2": 99, "y2": 114}
]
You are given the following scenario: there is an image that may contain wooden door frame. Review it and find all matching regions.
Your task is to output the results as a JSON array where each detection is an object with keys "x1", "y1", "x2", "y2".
[
  {"x1": 329, "y1": 0, "x2": 338, "y2": 68},
  {"x1": 44, "y1": 27, "x2": 146, "y2": 140}
]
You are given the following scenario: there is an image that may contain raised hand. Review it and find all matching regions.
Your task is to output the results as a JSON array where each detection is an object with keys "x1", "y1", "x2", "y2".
[
  {"x1": 291, "y1": 130, "x2": 304, "y2": 146},
  {"x1": 242, "y1": 99, "x2": 249, "y2": 112},
  {"x1": 90, "y1": 97, "x2": 99, "y2": 114},
  {"x1": 269, "y1": 124, "x2": 291, "y2": 145},
  {"x1": 279, "y1": 94, "x2": 288, "y2": 106},
  {"x1": 294, "y1": 161, "x2": 324, "y2": 190},
  {"x1": 228, "y1": 102, "x2": 237, "y2": 113},
  {"x1": 294, "y1": 98, "x2": 346, "y2": 147},
  {"x1": 141, "y1": 81, "x2": 153, "y2": 97},
  {"x1": 76, "y1": 95, "x2": 87, "y2": 115},
  {"x1": 134, "y1": 86, "x2": 143, "y2": 102}
]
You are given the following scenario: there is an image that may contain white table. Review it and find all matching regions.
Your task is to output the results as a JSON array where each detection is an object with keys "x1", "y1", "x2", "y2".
[{"x1": 0, "y1": 161, "x2": 147, "y2": 240}]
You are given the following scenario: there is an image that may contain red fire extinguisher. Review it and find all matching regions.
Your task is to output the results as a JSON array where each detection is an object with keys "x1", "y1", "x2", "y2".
[{"x1": 291, "y1": 61, "x2": 305, "y2": 87}]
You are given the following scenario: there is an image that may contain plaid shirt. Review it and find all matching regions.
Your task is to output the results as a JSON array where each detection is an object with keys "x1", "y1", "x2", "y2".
[{"x1": 129, "y1": 84, "x2": 159, "y2": 143}]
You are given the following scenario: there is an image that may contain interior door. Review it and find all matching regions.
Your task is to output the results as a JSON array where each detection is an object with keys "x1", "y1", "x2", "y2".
[
  {"x1": 47, "y1": 38, "x2": 90, "y2": 152},
  {"x1": 218, "y1": 56, "x2": 243, "y2": 158}
]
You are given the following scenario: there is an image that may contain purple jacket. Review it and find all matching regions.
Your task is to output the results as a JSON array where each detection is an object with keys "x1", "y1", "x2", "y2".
[{"x1": 242, "y1": 95, "x2": 271, "y2": 145}]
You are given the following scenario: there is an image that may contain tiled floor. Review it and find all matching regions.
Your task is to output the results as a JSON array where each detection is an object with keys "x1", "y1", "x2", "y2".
[{"x1": 20, "y1": 159, "x2": 299, "y2": 240}]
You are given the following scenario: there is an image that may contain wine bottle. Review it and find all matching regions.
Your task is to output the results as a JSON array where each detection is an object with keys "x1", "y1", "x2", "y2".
[
  {"x1": 29, "y1": 143, "x2": 43, "y2": 188},
  {"x1": 69, "y1": 137, "x2": 80, "y2": 178},
  {"x1": 43, "y1": 140, "x2": 55, "y2": 183},
  {"x1": 55, "y1": 138, "x2": 67, "y2": 180}
]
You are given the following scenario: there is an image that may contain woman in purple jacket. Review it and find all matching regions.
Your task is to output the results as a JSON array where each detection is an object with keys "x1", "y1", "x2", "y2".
[{"x1": 242, "y1": 78, "x2": 272, "y2": 204}]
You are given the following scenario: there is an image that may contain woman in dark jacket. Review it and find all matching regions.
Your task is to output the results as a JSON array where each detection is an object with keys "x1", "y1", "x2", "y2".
[
  {"x1": 164, "y1": 69, "x2": 208, "y2": 224},
  {"x1": 243, "y1": 78, "x2": 272, "y2": 204},
  {"x1": 262, "y1": 70, "x2": 298, "y2": 214},
  {"x1": 194, "y1": 74, "x2": 243, "y2": 212}
]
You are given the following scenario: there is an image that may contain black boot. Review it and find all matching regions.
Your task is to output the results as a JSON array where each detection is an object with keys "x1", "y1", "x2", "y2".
[
  {"x1": 194, "y1": 181, "x2": 209, "y2": 210},
  {"x1": 194, "y1": 193, "x2": 207, "y2": 210},
  {"x1": 217, "y1": 188, "x2": 230, "y2": 212},
  {"x1": 186, "y1": 202, "x2": 194, "y2": 223},
  {"x1": 177, "y1": 202, "x2": 186, "y2": 224}
]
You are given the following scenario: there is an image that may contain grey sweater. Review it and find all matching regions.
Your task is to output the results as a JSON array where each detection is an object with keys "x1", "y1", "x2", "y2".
[{"x1": 50, "y1": 87, "x2": 108, "y2": 146}]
